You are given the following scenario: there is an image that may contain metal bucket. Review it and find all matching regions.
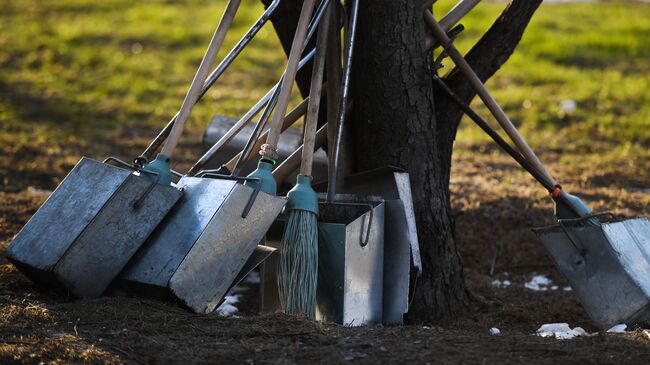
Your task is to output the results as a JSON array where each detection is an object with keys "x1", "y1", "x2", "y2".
[
  {"x1": 322, "y1": 167, "x2": 422, "y2": 324},
  {"x1": 119, "y1": 174, "x2": 286, "y2": 313},
  {"x1": 533, "y1": 214, "x2": 650, "y2": 330},
  {"x1": 6, "y1": 157, "x2": 183, "y2": 298},
  {"x1": 262, "y1": 196, "x2": 385, "y2": 326}
]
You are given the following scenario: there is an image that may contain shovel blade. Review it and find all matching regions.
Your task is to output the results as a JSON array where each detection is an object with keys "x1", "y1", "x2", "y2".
[
  {"x1": 120, "y1": 177, "x2": 238, "y2": 291},
  {"x1": 7, "y1": 157, "x2": 183, "y2": 298},
  {"x1": 169, "y1": 184, "x2": 286, "y2": 313},
  {"x1": 534, "y1": 216, "x2": 650, "y2": 329}
]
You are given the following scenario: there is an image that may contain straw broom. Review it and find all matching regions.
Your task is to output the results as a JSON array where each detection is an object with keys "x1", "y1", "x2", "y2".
[{"x1": 277, "y1": 4, "x2": 330, "y2": 319}]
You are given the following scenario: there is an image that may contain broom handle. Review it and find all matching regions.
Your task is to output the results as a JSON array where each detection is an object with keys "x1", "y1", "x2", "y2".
[
  {"x1": 160, "y1": 0, "x2": 241, "y2": 158},
  {"x1": 423, "y1": 11, "x2": 558, "y2": 187},
  {"x1": 261, "y1": 0, "x2": 317, "y2": 161},
  {"x1": 273, "y1": 124, "x2": 328, "y2": 182},
  {"x1": 301, "y1": 4, "x2": 330, "y2": 176},
  {"x1": 188, "y1": 50, "x2": 317, "y2": 175},
  {"x1": 223, "y1": 97, "x2": 310, "y2": 173}
]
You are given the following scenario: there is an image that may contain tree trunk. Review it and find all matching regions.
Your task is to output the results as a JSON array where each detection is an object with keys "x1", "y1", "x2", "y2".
[{"x1": 264, "y1": 0, "x2": 543, "y2": 323}]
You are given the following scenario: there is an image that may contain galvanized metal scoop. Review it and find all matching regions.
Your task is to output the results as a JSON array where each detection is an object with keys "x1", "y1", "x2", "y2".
[
  {"x1": 119, "y1": 0, "x2": 334, "y2": 313},
  {"x1": 6, "y1": 0, "x2": 246, "y2": 298},
  {"x1": 534, "y1": 215, "x2": 650, "y2": 330},
  {"x1": 424, "y1": 6, "x2": 650, "y2": 329},
  {"x1": 6, "y1": 157, "x2": 183, "y2": 298}
]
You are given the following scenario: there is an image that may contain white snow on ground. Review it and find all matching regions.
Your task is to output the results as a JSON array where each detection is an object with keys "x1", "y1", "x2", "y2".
[
  {"x1": 489, "y1": 327, "x2": 501, "y2": 335},
  {"x1": 491, "y1": 279, "x2": 511, "y2": 288},
  {"x1": 492, "y1": 273, "x2": 573, "y2": 292},
  {"x1": 216, "y1": 294, "x2": 241, "y2": 317},
  {"x1": 215, "y1": 271, "x2": 263, "y2": 316},
  {"x1": 536, "y1": 323, "x2": 592, "y2": 340},
  {"x1": 606, "y1": 324, "x2": 627, "y2": 333},
  {"x1": 524, "y1": 274, "x2": 553, "y2": 291}
]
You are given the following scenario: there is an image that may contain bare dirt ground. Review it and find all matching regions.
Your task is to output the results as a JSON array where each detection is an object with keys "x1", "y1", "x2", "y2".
[{"x1": 1, "y1": 131, "x2": 650, "y2": 364}]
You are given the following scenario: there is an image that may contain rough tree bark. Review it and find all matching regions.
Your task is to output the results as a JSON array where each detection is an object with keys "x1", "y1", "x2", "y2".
[{"x1": 263, "y1": 0, "x2": 543, "y2": 323}]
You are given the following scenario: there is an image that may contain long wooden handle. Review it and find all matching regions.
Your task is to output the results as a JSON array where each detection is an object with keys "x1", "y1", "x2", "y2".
[
  {"x1": 301, "y1": 5, "x2": 330, "y2": 176},
  {"x1": 426, "y1": 0, "x2": 481, "y2": 49},
  {"x1": 223, "y1": 97, "x2": 310, "y2": 172},
  {"x1": 261, "y1": 0, "x2": 317, "y2": 160},
  {"x1": 161, "y1": 0, "x2": 241, "y2": 158},
  {"x1": 273, "y1": 124, "x2": 328, "y2": 182},
  {"x1": 423, "y1": 10, "x2": 557, "y2": 186},
  {"x1": 140, "y1": 0, "x2": 280, "y2": 164}
]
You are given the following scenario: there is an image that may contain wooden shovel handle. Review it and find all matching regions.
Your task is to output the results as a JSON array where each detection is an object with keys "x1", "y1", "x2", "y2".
[
  {"x1": 223, "y1": 97, "x2": 310, "y2": 172},
  {"x1": 262, "y1": 0, "x2": 317, "y2": 159},
  {"x1": 273, "y1": 124, "x2": 328, "y2": 182},
  {"x1": 424, "y1": 0, "x2": 481, "y2": 50},
  {"x1": 161, "y1": 0, "x2": 241, "y2": 158},
  {"x1": 423, "y1": 10, "x2": 557, "y2": 187}
]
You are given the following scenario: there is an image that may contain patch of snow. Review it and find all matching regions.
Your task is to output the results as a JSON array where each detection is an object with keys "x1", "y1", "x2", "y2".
[
  {"x1": 216, "y1": 294, "x2": 241, "y2": 317},
  {"x1": 489, "y1": 327, "x2": 501, "y2": 335},
  {"x1": 525, "y1": 274, "x2": 553, "y2": 291},
  {"x1": 422, "y1": 326, "x2": 431, "y2": 330},
  {"x1": 536, "y1": 323, "x2": 592, "y2": 340},
  {"x1": 606, "y1": 324, "x2": 627, "y2": 333},
  {"x1": 492, "y1": 279, "x2": 512, "y2": 288},
  {"x1": 560, "y1": 99, "x2": 577, "y2": 114},
  {"x1": 243, "y1": 271, "x2": 261, "y2": 284},
  {"x1": 563, "y1": 286, "x2": 572, "y2": 292}
]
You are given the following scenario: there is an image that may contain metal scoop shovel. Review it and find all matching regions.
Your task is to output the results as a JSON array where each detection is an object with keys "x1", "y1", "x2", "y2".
[
  {"x1": 6, "y1": 0, "x2": 245, "y2": 299},
  {"x1": 5, "y1": 157, "x2": 183, "y2": 298},
  {"x1": 118, "y1": 1, "x2": 332, "y2": 314},
  {"x1": 426, "y1": 11, "x2": 650, "y2": 329},
  {"x1": 119, "y1": 108, "x2": 287, "y2": 312}
]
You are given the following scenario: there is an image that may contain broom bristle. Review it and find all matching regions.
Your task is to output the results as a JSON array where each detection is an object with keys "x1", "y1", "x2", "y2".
[{"x1": 278, "y1": 209, "x2": 318, "y2": 319}]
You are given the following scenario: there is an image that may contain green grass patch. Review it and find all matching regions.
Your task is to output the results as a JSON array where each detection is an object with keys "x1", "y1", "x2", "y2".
[
  {"x1": 1, "y1": 0, "x2": 648, "y2": 160},
  {"x1": 433, "y1": 0, "x2": 650, "y2": 154}
]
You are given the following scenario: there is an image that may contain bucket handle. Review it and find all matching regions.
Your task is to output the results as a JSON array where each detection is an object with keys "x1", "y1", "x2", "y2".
[
  {"x1": 194, "y1": 172, "x2": 263, "y2": 219},
  {"x1": 556, "y1": 212, "x2": 617, "y2": 256},
  {"x1": 324, "y1": 201, "x2": 374, "y2": 247},
  {"x1": 103, "y1": 156, "x2": 177, "y2": 210}
]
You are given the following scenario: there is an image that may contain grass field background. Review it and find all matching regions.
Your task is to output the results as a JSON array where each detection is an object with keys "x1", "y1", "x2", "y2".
[
  {"x1": 1, "y1": 3, "x2": 650, "y2": 361},
  {"x1": 1, "y1": 0, "x2": 649, "y2": 173}
]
